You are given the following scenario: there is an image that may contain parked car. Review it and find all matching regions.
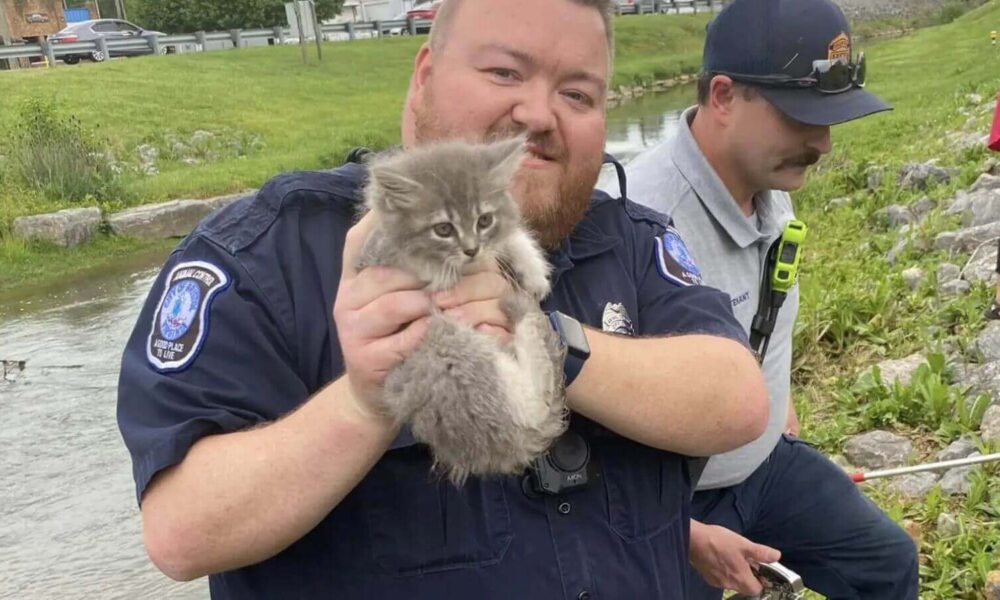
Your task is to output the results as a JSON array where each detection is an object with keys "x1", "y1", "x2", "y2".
[
  {"x1": 388, "y1": 1, "x2": 442, "y2": 35},
  {"x1": 50, "y1": 19, "x2": 168, "y2": 65}
]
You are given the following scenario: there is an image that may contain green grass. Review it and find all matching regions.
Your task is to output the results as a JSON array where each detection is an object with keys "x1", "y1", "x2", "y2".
[
  {"x1": 785, "y1": 2, "x2": 1000, "y2": 596},
  {"x1": 0, "y1": 14, "x2": 714, "y2": 294}
]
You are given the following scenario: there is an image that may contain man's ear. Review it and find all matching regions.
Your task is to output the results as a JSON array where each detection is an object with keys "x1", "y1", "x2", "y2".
[
  {"x1": 407, "y1": 43, "x2": 434, "y2": 116},
  {"x1": 708, "y1": 74, "x2": 740, "y2": 118}
]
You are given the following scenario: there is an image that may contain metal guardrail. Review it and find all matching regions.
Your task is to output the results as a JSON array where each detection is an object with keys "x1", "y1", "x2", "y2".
[
  {"x1": 0, "y1": 18, "x2": 431, "y2": 64},
  {"x1": 616, "y1": 0, "x2": 724, "y2": 15}
]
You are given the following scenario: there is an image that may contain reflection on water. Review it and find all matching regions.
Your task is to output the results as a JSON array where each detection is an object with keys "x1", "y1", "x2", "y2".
[
  {"x1": 605, "y1": 83, "x2": 694, "y2": 164},
  {"x1": 0, "y1": 86, "x2": 693, "y2": 599}
]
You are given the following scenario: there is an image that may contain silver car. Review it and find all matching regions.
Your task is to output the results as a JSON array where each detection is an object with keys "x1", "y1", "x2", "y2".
[{"x1": 50, "y1": 19, "x2": 168, "y2": 64}]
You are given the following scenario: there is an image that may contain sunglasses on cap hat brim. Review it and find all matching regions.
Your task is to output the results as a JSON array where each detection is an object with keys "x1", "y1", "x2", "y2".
[{"x1": 715, "y1": 53, "x2": 867, "y2": 94}]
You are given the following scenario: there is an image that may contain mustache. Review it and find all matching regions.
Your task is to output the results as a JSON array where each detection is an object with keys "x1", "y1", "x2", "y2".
[{"x1": 779, "y1": 151, "x2": 822, "y2": 169}]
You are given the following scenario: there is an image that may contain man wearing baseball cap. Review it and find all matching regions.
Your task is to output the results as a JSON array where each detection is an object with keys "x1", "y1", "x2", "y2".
[{"x1": 614, "y1": 0, "x2": 918, "y2": 597}]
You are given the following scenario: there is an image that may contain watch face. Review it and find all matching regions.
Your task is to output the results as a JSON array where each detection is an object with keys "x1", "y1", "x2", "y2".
[{"x1": 553, "y1": 312, "x2": 591, "y2": 359}]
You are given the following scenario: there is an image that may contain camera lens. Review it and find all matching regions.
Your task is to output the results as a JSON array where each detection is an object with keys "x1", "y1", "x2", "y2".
[{"x1": 549, "y1": 431, "x2": 589, "y2": 472}]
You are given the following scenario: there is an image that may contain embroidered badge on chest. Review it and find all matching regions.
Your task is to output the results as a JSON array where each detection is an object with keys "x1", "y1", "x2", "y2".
[
  {"x1": 147, "y1": 261, "x2": 230, "y2": 372},
  {"x1": 602, "y1": 302, "x2": 634, "y2": 336},
  {"x1": 654, "y1": 227, "x2": 703, "y2": 287}
]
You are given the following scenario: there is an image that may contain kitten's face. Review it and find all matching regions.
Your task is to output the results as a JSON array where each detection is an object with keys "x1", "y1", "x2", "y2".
[{"x1": 365, "y1": 138, "x2": 525, "y2": 274}]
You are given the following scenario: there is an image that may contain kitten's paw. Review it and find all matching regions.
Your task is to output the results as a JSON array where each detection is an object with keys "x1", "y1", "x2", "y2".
[{"x1": 519, "y1": 271, "x2": 551, "y2": 301}]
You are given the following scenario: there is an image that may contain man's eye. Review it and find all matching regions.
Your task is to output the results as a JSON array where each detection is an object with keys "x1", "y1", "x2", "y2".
[
  {"x1": 563, "y1": 90, "x2": 594, "y2": 107},
  {"x1": 489, "y1": 68, "x2": 520, "y2": 81}
]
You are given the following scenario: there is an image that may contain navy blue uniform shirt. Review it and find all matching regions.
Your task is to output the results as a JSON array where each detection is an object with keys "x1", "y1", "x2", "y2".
[{"x1": 117, "y1": 162, "x2": 747, "y2": 599}]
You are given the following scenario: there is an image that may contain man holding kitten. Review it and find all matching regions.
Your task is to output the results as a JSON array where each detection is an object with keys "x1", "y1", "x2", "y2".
[{"x1": 117, "y1": 0, "x2": 767, "y2": 597}]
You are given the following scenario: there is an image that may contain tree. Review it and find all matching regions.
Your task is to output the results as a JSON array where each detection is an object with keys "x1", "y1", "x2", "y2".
[{"x1": 134, "y1": 0, "x2": 345, "y2": 34}]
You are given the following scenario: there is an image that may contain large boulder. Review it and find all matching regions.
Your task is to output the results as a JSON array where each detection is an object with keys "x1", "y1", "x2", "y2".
[
  {"x1": 898, "y1": 161, "x2": 955, "y2": 190},
  {"x1": 843, "y1": 430, "x2": 913, "y2": 470},
  {"x1": 12, "y1": 207, "x2": 102, "y2": 248},
  {"x1": 107, "y1": 200, "x2": 214, "y2": 240}
]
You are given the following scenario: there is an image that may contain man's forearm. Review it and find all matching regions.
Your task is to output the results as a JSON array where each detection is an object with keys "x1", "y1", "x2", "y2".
[
  {"x1": 566, "y1": 329, "x2": 768, "y2": 456},
  {"x1": 140, "y1": 377, "x2": 397, "y2": 581}
]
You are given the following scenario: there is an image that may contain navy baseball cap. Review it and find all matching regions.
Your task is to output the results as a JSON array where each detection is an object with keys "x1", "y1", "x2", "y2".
[{"x1": 702, "y1": 0, "x2": 891, "y2": 126}]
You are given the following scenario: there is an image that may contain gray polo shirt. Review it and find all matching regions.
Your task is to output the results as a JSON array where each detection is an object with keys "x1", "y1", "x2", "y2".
[{"x1": 600, "y1": 106, "x2": 798, "y2": 490}]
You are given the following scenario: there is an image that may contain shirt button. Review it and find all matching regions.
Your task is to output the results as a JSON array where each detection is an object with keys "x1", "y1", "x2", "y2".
[
  {"x1": 557, "y1": 501, "x2": 571, "y2": 515},
  {"x1": 577, "y1": 592, "x2": 591, "y2": 600}
]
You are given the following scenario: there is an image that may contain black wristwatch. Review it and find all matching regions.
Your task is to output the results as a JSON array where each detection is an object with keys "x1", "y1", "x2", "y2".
[{"x1": 547, "y1": 311, "x2": 591, "y2": 387}]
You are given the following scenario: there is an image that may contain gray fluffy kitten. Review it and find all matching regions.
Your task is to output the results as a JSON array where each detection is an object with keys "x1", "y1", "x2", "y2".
[{"x1": 358, "y1": 137, "x2": 568, "y2": 485}]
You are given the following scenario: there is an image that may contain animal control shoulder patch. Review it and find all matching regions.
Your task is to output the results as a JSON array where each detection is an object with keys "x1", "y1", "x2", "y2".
[
  {"x1": 654, "y1": 227, "x2": 703, "y2": 287},
  {"x1": 147, "y1": 261, "x2": 230, "y2": 372}
]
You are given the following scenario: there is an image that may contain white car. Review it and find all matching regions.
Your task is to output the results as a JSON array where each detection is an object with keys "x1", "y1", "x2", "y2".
[{"x1": 388, "y1": 1, "x2": 440, "y2": 35}]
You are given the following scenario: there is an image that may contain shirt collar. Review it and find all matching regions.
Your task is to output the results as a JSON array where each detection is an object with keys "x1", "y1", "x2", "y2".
[{"x1": 547, "y1": 194, "x2": 622, "y2": 282}]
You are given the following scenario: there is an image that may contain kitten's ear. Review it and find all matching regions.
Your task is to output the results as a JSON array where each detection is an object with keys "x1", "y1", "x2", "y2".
[
  {"x1": 487, "y1": 135, "x2": 527, "y2": 188},
  {"x1": 368, "y1": 163, "x2": 422, "y2": 211}
]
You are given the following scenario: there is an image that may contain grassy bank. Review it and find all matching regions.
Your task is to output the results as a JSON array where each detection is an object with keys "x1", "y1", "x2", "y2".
[
  {"x1": 789, "y1": 2, "x2": 1000, "y2": 596},
  {"x1": 0, "y1": 13, "x2": 711, "y2": 293}
]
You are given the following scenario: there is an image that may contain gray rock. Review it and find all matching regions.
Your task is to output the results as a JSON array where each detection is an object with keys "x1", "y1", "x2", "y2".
[
  {"x1": 12, "y1": 207, "x2": 102, "y2": 248},
  {"x1": 898, "y1": 161, "x2": 954, "y2": 190},
  {"x1": 936, "y1": 512, "x2": 960, "y2": 537},
  {"x1": 887, "y1": 472, "x2": 939, "y2": 499},
  {"x1": 984, "y1": 158, "x2": 1000, "y2": 177},
  {"x1": 962, "y1": 189, "x2": 1000, "y2": 228},
  {"x1": 887, "y1": 236, "x2": 911, "y2": 265},
  {"x1": 939, "y1": 454, "x2": 980, "y2": 495},
  {"x1": 987, "y1": 571, "x2": 1000, "y2": 600},
  {"x1": 843, "y1": 430, "x2": 913, "y2": 470},
  {"x1": 938, "y1": 437, "x2": 978, "y2": 462},
  {"x1": 971, "y1": 173, "x2": 1000, "y2": 193},
  {"x1": 937, "y1": 263, "x2": 961, "y2": 283},
  {"x1": 968, "y1": 93, "x2": 984, "y2": 105},
  {"x1": 869, "y1": 353, "x2": 924, "y2": 387},
  {"x1": 137, "y1": 143, "x2": 159, "y2": 164},
  {"x1": 829, "y1": 454, "x2": 854, "y2": 471},
  {"x1": 980, "y1": 404, "x2": 1000, "y2": 442},
  {"x1": 934, "y1": 231, "x2": 958, "y2": 252},
  {"x1": 940, "y1": 279, "x2": 971, "y2": 295},
  {"x1": 976, "y1": 323, "x2": 1000, "y2": 363},
  {"x1": 949, "y1": 131, "x2": 987, "y2": 152},
  {"x1": 963, "y1": 242, "x2": 997, "y2": 284},
  {"x1": 866, "y1": 169, "x2": 883, "y2": 191},
  {"x1": 204, "y1": 191, "x2": 253, "y2": 212},
  {"x1": 181, "y1": 157, "x2": 200, "y2": 166},
  {"x1": 828, "y1": 197, "x2": 852, "y2": 209},
  {"x1": 935, "y1": 221, "x2": 1000, "y2": 254},
  {"x1": 986, "y1": 571, "x2": 1000, "y2": 600},
  {"x1": 191, "y1": 130, "x2": 215, "y2": 145},
  {"x1": 877, "y1": 204, "x2": 915, "y2": 228},
  {"x1": 902, "y1": 267, "x2": 925, "y2": 290},
  {"x1": 912, "y1": 196, "x2": 937, "y2": 217},
  {"x1": 107, "y1": 200, "x2": 214, "y2": 240},
  {"x1": 957, "y1": 361, "x2": 1000, "y2": 406},
  {"x1": 945, "y1": 190, "x2": 971, "y2": 216}
]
